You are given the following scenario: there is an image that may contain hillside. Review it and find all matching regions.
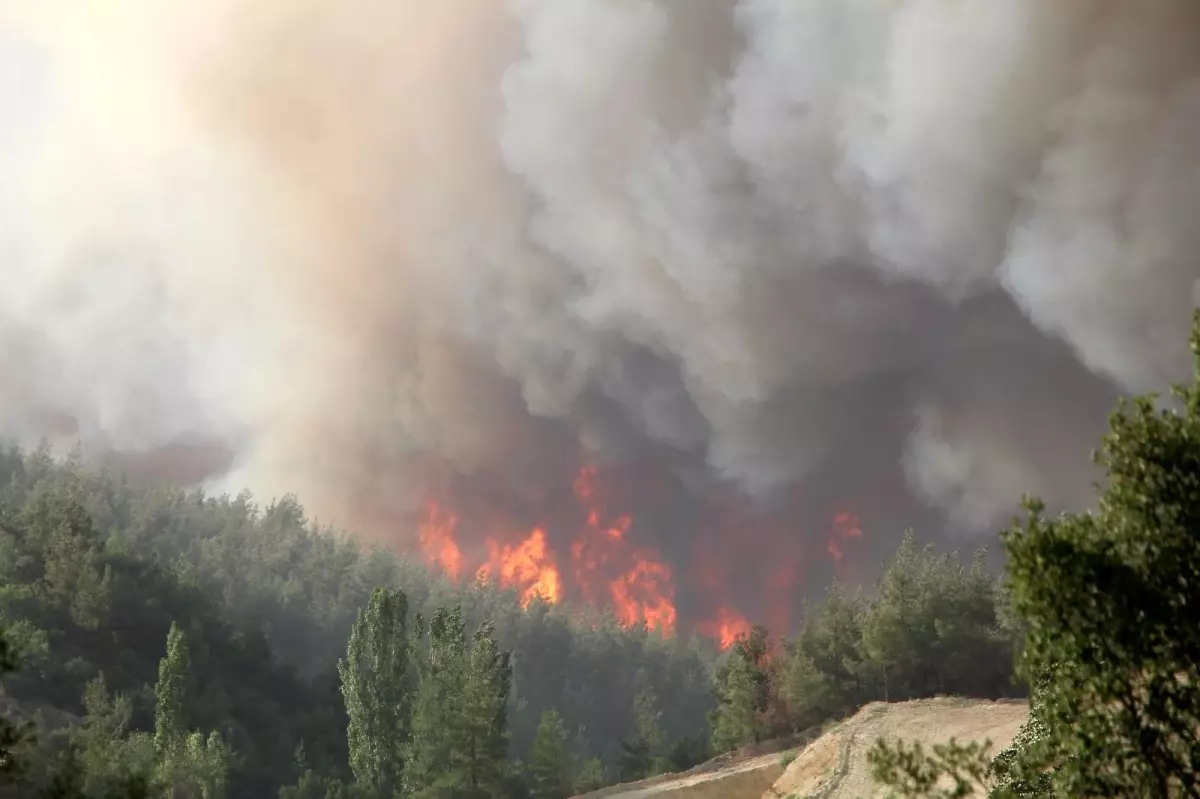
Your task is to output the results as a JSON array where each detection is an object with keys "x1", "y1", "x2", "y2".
[{"x1": 580, "y1": 698, "x2": 1029, "y2": 799}]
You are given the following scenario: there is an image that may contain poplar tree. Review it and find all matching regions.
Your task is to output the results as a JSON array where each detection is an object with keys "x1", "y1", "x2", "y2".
[
  {"x1": 154, "y1": 623, "x2": 190, "y2": 758},
  {"x1": 337, "y1": 587, "x2": 411, "y2": 796},
  {"x1": 153, "y1": 623, "x2": 230, "y2": 799}
]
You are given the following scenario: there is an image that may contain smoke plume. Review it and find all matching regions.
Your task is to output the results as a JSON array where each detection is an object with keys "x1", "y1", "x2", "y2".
[{"x1": 3, "y1": 0, "x2": 1199, "y2": 632}]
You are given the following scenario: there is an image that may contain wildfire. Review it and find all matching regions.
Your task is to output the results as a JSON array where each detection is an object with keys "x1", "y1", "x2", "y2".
[
  {"x1": 476, "y1": 528, "x2": 562, "y2": 607},
  {"x1": 417, "y1": 501, "x2": 464, "y2": 581},
  {"x1": 413, "y1": 466, "x2": 677, "y2": 636},
  {"x1": 697, "y1": 606, "x2": 752, "y2": 651},
  {"x1": 827, "y1": 510, "x2": 863, "y2": 572},
  {"x1": 571, "y1": 466, "x2": 678, "y2": 636},
  {"x1": 414, "y1": 471, "x2": 877, "y2": 646}
]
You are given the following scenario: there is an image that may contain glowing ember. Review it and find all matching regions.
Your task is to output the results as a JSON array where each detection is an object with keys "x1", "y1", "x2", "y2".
[
  {"x1": 476, "y1": 528, "x2": 562, "y2": 607},
  {"x1": 417, "y1": 501, "x2": 464, "y2": 581}
]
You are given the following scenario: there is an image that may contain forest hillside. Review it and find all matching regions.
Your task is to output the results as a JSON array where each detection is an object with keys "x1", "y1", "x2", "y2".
[{"x1": 0, "y1": 442, "x2": 1024, "y2": 797}]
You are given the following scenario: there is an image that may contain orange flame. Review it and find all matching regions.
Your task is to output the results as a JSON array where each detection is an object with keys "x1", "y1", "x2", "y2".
[
  {"x1": 698, "y1": 606, "x2": 752, "y2": 651},
  {"x1": 571, "y1": 466, "x2": 677, "y2": 636},
  {"x1": 827, "y1": 510, "x2": 863, "y2": 572},
  {"x1": 416, "y1": 466, "x2": 684, "y2": 639},
  {"x1": 417, "y1": 501, "x2": 464, "y2": 581},
  {"x1": 476, "y1": 528, "x2": 562, "y2": 607}
]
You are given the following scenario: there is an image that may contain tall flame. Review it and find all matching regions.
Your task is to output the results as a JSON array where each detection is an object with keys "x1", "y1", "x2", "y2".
[
  {"x1": 413, "y1": 471, "x2": 868, "y2": 645},
  {"x1": 571, "y1": 466, "x2": 677, "y2": 636},
  {"x1": 697, "y1": 606, "x2": 752, "y2": 651},
  {"x1": 476, "y1": 528, "x2": 562, "y2": 607},
  {"x1": 417, "y1": 500, "x2": 464, "y2": 581}
]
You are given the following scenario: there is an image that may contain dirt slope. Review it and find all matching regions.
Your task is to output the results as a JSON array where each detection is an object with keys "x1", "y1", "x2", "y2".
[
  {"x1": 769, "y1": 698, "x2": 1029, "y2": 799},
  {"x1": 578, "y1": 698, "x2": 1028, "y2": 799}
]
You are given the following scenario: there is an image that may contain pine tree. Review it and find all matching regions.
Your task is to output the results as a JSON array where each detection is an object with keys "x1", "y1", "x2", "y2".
[
  {"x1": 404, "y1": 607, "x2": 514, "y2": 799},
  {"x1": 619, "y1": 686, "x2": 669, "y2": 781},
  {"x1": 861, "y1": 533, "x2": 933, "y2": 702},
  {"x1": 461, "y1": 621, "x2": 512, "y2": 795},
  {"x1": 528, "y1": 709, "x2": 572, "y2": 799},
  {"x1": 76, "y1": 675, "x2": 157, "y2": 795},
  {"x1": 337, "y1": 587, "x2": 412, "y2": 796},
  {"x1": 403, "y1": 607, "x2": 468, "y2": 798},
  {"x1": 708, "y1": 626, "x2": 774, "y2": 752},
  {"x1": 572, "y1": 757, "x2": 607, "y2": 795}
]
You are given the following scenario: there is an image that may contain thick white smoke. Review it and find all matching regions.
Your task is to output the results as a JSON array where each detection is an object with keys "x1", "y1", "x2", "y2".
[{"x1": 3, "y1": 0, "x2": 1198, "y2": 579}]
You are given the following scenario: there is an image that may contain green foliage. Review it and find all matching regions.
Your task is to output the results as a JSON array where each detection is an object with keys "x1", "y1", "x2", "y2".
[
  {"x1": 403, "y1": 607, "x2": 513, "y2": 798},
  {"x1": 337, "y1": 588, "x2": 410, "y2": 795},
  {"x1": 618, "y1": 686, "x2": 670, "y2": 782},
  {"x1": 571, "y1": 757, "x2": 607, "y2": 795},
  {"x1": 867, "y1": 738, "x2": 993, "y2": 798},
  {"x1": 0, "y1": 434, "x2": 1039, "y2": 797},
  {"x1": 154, "y1": 623, "x2": 189, "y2": 757},
  {"x1": 152, "y1": 625, "x2": 231, "y2": 798},
  {"x1": 781, "y1": 585, "x2": 869, "y2": 729},
  {"x1": 0, "y1": 628, "x2": 31, "y2": 783},
  {"x1": 870, "y1": 311, "x2": 1200, "y2": 798},
  {"x1": 708, "y1": 626, "x2": 782, "y2": 753},
  {"x1": 995, "y1": 312, "x2": 1200, "y2": 797},
  {"x1": 0, "y1": 445, "x2": 715, "y2": 794},
  {"x1": 73, "y1": 676, "x2": 157, "y2": 796},
  {"x1": 985, "y1": 675, "x2": 1052, "y2": 799},
  {"x1": 861, "y1": 536, "x2": 1012, "y2": 703},
  {"x1": 527, "y1": 710, "x2": 571, "y2": 799}
]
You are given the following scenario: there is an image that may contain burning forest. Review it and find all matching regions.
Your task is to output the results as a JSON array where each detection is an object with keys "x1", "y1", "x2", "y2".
[{"x1": 6, "y1": 0, "x2": 1200, "y2": 644}]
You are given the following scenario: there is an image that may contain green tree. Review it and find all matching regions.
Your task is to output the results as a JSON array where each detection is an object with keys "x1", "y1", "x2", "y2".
[
  {"x1": 572, "y1": 757, "x2": 606, "y2": 794},
  {"x1": 861, "y1": 533, "x2": 935, "y2": 702},
  {"x1": 528, "y1": 709, "x2": 571, "y2": 799},
  {"x1": 152, "y1": 624, "x2": 231, "y2": 799},
  {"x1": 404, "y1": 608, "x2": 467, "y2": 797},
  {"x1": 337, "y1": 587, "x2": 411, "y2": 797},
  {"x1": 619, "y1": 686, "x2": 669, "y2": 781},
  {"x1": 782, "y1": 585, "x2": 869, "y2": 729},
  {"x1": 0, "y1": 628, "x2": 29, "y2": 784},
  {"x1": 461, "y1": 621, "x2": 512, "y2": 795},
  {"x1": 404, "y1": 606, "x2": 512, "y2": 798},
  {"x1": 872, "y1": 312, "x2": 1200, "y2": 798},
  {"x1": 708, "y1": 626, "x2": 774, "y2": 752},
  {"x1": 986, "y1": 314, "x2": 1200, "y2": 797},
  {"x1": 74, "y1": 675, "x2": 156, "y2": 795},
  {"x1": 154, "y1": 624, "x2": 190, "y2": 758}
]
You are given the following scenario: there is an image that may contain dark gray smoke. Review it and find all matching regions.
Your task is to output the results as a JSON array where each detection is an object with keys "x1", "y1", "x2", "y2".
[{"x1": 3, "y1": 0, "x2": 1198, "y2": 628}]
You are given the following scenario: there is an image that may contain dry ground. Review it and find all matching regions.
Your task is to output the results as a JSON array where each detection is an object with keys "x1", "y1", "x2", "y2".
[{"x1": 576, "y1": 697, "x2": 1029, "y2": 799}]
